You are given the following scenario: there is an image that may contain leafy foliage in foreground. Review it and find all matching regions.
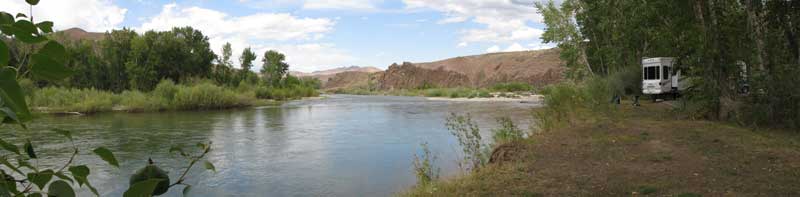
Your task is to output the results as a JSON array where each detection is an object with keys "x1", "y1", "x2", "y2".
[{"x1": 1, "y1": 1, "x2": 215, "y2": 196}]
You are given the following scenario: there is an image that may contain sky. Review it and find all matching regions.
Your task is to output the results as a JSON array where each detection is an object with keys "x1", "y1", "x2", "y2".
[{"x1": 0, "y1": 0, "x2": 557, "y2": 72}]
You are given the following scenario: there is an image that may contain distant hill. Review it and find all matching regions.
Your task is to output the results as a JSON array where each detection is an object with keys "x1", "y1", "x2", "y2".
[
  {"x1": 412, "y1": 48, "x2": 563, "y2": 87},
  {"x1": 324, "y1": 49, "x2": 564, "y2": 90},
  {"x1": 56, "y1": 28, "x2": 106, "y2": 41},
  {"x1": 290, "y1": 66, "x2": 382, "y2": 85}
]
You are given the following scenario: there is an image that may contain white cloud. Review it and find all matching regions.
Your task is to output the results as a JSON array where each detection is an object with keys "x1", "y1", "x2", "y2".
[
  {"x1": 302, "y1": 0, "x2": 381, "y2": 10},
  {"x1": 486, "y1": 45, "x2": 501, "y2": 53},
  {"x1": 504, "y1": 43, "x2": 528, "y2": 52},
  {"x1": 260, "y1": 43, "x2": 357, "y2": 72},
  {"x1": 527, "y1": 43, "x2": 557, "y2": 50},
  {"x1": 457, "y1": 42, "x2": 468, "y2": 47},
  {"x1": 138, "y1": 4, "x2": 333, "y2": 41},
  {"x1": 404, "y1": 0, "x2": 546, "y2": 46},
  {"x1": 138, "y1": 3, "x2": 354, "y2": 72},
  {"x1": 0, "y1": 0, "x2": 126, "y2": 32}
]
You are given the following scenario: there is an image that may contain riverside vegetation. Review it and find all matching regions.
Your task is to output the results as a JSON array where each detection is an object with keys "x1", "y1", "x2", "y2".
[
  {"x1": 408, "y1": 0, "x2": 800, "y2": 195},
  {"x1": 332, "y1": 82, "x2": 534, "y2": 99},
  {"x1": 4, "y1": 10, "x2": 320, "y2": 114},
  {"x1": 0, "y1": 1, "x2": 247, "y2": 196}
]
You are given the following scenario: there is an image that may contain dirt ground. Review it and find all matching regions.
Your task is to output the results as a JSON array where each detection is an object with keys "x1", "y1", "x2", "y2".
[{"x1": 407, "y1": 102, "x2": 800, "y2": 196}]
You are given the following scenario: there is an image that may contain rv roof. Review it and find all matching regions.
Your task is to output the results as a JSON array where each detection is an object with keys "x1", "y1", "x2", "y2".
[{"x1": 642, "y1": 57, "x2": 674, "y2": 66}]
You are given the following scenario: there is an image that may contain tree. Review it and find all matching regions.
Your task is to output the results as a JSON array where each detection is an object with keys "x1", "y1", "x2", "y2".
[
  {"x1": 535, "y1": 0, "x2": 592, "y2": 80},
  {"x1": 261, "y1": 50, "x2": 289, "y2": 86},
  {"x1": 220, "y1": 42, "x2": 232, "y2": 67},
  {"x1": 239, "y1": 47, "x2": 256, "y2": 71},
  {"x1": 100, "y1": 28, "x2": 137, "y2": 92}
]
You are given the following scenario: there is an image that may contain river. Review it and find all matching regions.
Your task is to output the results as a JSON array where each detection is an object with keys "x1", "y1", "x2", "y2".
[{"x1": 0, "y1": 95, "x2": 539, "y2": 196}]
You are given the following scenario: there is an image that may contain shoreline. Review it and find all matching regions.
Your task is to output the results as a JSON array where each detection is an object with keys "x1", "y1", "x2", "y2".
[
  {"x1": 30, "y1": 96, "x2": 328, "y2": 116},
  {"x1": 425, "y1": 95, "x2": 543, "y2": 103}
]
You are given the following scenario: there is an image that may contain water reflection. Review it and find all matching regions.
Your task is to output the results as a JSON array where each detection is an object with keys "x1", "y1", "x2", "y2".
[{"x1": 0, "y1": 95, "x2": 538, "y2": 196}]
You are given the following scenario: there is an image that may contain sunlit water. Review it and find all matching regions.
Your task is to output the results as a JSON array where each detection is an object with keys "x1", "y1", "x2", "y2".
[{"x1": 0, "y1": 95, "x2": 539, "y2": 196}]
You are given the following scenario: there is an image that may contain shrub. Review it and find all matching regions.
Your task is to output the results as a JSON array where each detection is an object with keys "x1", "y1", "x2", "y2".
[
  {"x1": 173, "y1": 83, "x2": 244, "y2": 110},
  {"x1": 446, "y1": 113, "x2": 489, "y2": 172},
  {"x1": 236, "y1": 81, "x2": 256, "y2": 93},
  {"x1": 424, "y1": 89, "x2": 446, "y2": 97},
  {"x1": 412, "y1": 142, "x2": 440, "y2": 188},
  {"x1": 476, "y1": 90, "x2": 492, "y2": 98},
  {"x1": 152, "y1": 79, "x2": 179, "y2": 101},
  {"x1": 32, "y1": 87, "x2": 114, "y2": 113},
  {"x1": 118, "y1": 90, "x2": 168, "y2": 112},
  {"x1": 492, "y1": 117, "x2": 525, "y2": 144},
  {"x1": 491, "y1": 82, "x2": 533, "y2": 92},
  {"x1": 534, "y1": 77, "x2": 619, "y2": 132}
]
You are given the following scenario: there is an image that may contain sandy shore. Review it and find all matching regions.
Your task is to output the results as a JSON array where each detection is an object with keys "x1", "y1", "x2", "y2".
[{"x1": 426, "y1": 95, "x2": 543, "y2": 103}]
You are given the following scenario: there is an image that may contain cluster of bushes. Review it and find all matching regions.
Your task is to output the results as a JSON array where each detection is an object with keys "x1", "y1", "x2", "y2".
[
  {"x1": 255, "y1": 85, "x2": 318, "y2": 100},
  {"x1": 490, "y1": 82, "x2": 534, "y2": 92},
  {"x1": 535, "y1": 77, "x2": 618, "y2": 131},
  {"x1": 422, "y1": 88, "x2": 492, "y2": 98},
  {"x1": 25, "y1": 79, "x2": 317, "y2": 113}
]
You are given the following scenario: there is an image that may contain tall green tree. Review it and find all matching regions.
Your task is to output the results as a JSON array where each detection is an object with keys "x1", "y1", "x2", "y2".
[
  {"x1": 261, "y1": 50, "x2": 289, "y2": 86},
  {"x1": 538, "y1": 0, "x2": 800, "y2": 128},
  {"x1": 220, "y1": 42, "x2": 232, "y2": 67},
  {"x1": 100, "y1": 28, "x2": 137, "y2": 92},
  {"x1": 535, "y1": 0, "x2": 592, "y2": 80},
  {"x1": 239, "y1": 47, "x2": 256, "y2": 71}
]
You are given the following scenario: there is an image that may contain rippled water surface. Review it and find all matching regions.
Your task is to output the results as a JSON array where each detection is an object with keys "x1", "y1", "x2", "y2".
[{"x1": 0, "y1": 95, "x2": 538, "y2": 196}]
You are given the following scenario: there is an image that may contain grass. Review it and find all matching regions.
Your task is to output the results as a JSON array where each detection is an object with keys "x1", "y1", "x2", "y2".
[
  {"x1": 26, "y1": 80, "x2": 315, "y2": 113},
  {"x1": 403, "y1": 101, "x2": 800, "y2": 196}
]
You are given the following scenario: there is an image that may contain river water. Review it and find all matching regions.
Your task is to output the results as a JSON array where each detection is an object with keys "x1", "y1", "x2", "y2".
[{"x1": 0, "y1": 95, "x2": 539, "y2": 196}]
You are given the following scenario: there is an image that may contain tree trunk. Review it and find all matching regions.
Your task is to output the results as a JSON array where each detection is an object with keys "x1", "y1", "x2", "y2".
[{"x1": 745, "y1": 0, "x2": 766, "y2": 71}]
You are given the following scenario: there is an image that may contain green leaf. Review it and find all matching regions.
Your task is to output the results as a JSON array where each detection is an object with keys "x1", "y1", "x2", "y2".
[
  {"x1": 0, "y1": 107, "x2": 25, "y2": 128},
  {"x1": 0, "y1": 67, "x2": 32, "y2": 122},
  {"x1": 0, "y1": 168, "x2": 20, "y2": 196},
  {"x1": 92, "y1": 147, "x2": 119, "y2": 167},
  {"x1": 0, "y1": 12, "x2": 13, "y2": 25},
  {"x1": 169, "y1": 145, "x2": 188, "y2": 157},
  {"x1": 30, "y1": 53, "x2": 72, "y2": 81},
  {"x1": 67, "y1": 165, "x2": 89, "y2": 186},
  {"x1": 27, "y1": 169, "x2": 53, "y2": 190},
  {"x1": 11, "y1": 21, "x2": 46, "y2": 44},
  {"x1": 15, "y1": 14, "x2": 26, "y2": 19},
  {"x1": 123, "y1": 179, "x2": 162, "y2": 197},
  {"x1": 47, "y1": 180, "x2": 75, "y2": 197},
  {"x1": 37, "y1": 41, "x2": 66, "y2": 64},
  {"x1": 31, "y1": 41, "x2": 72, "y2": 81},
  {"x1": 203, "y1": 160, "x2": 215, "y2": 172},
  {"x1": 25, "y1": 0, "x2": 39, "y2": 6},
  {"x1": 27, "y1": 193, "x2": 42, "y2": 197},
  {"x1": 182, "y1": 185, "x2": 191, "y2": 196},
  {"x1": 52, "y1": 129, "x2": 72, "y2": 141},
  {"x1": 16, "y1": 158, "x2": 34, "y2": 171},
  {"x1": 84, "y1": 181, "x2": 100, "y2": 197},
  {"x1": 0, "y1": 40, "x2": 8, "y2": 66},
  {"x1": 0, "y1": 138, "x2": 19, "y2": 155},
  {"x1": 23, "y1": 140, "x2": 35, "y2": 159},
  {"x1": 35, "y1": 21, "x2": 53, "y2": 33},
  {"x1": 53, "y1": 171, "x2": 74, "y2": 184},
  {"x1": 0, "y1": 157, "x2": 22, "y2": 175}
]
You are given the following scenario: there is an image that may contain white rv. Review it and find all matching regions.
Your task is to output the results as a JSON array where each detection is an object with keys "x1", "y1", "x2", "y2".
[{"x1": 642, "y1": 57, "x2": 683, "y2": 99}]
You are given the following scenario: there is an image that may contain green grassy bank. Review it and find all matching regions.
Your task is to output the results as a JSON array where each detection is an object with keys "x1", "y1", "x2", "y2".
[{"x1": 22, "y1": 79, "x2": 319, "y2": 113}]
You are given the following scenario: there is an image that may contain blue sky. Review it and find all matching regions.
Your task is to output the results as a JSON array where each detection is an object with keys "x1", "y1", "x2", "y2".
[{"x1": 1, "y1": 0, "x2": 556, "y2": 72}]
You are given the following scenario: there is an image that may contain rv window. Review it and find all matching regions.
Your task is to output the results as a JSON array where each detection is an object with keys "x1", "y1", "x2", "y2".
[
  {"x1": 663, "y1": 66, "x2": 670, "y2": 79},
  {"x1": 644, "y1": 66, "x2": 659, "y2": 80}
]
